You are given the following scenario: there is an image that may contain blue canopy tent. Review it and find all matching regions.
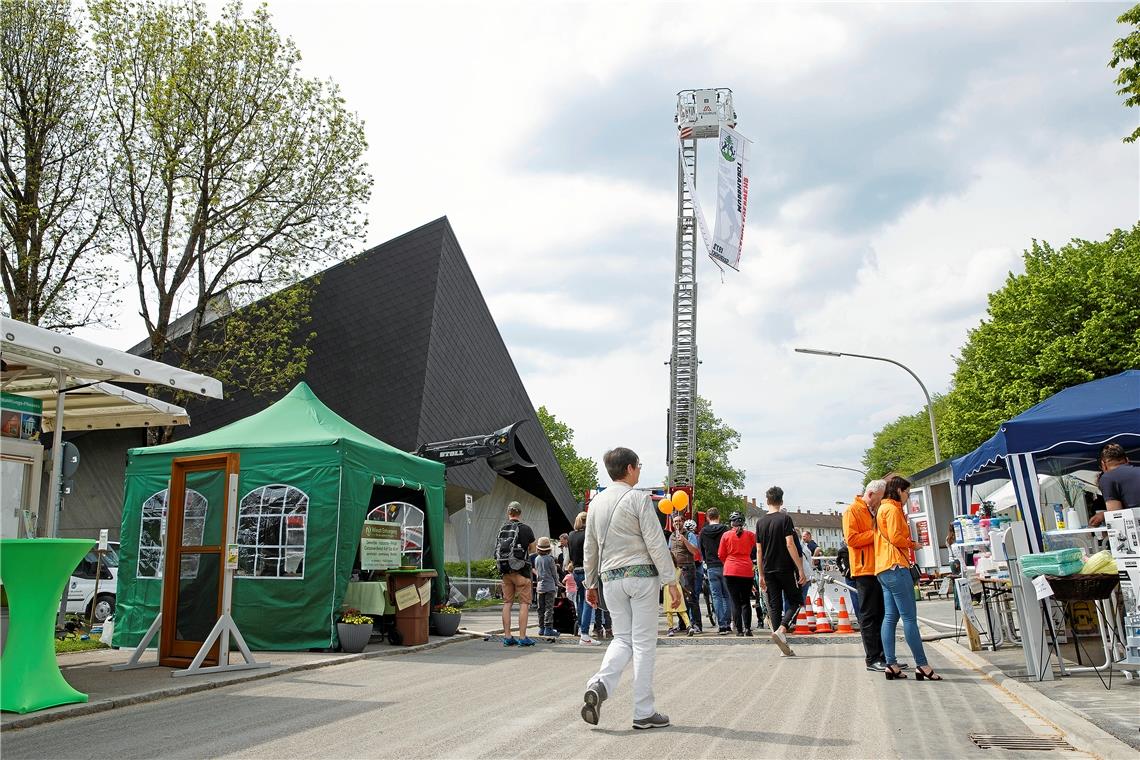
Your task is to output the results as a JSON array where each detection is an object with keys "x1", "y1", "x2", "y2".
[{"x1": 951, "y1": 370, "x2": 1140, "y2": 552}]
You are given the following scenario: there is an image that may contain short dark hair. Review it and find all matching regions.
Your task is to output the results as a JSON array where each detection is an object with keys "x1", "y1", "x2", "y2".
[
  {"x1": 706, "y1": 507, "x2": 719, "y2": 520},
  {"x1": 766, "y1": 486, "x2": 784, "y2": 505},
  {"x1": 1101, "y1": 443, "x2": 1128, "y2": 464},
  {"x1": 884, "y1": 476, "x2": 911, "y2": 502},
  {"x1": 603, "y1": 447, "x2": 639, "y2": 481}
]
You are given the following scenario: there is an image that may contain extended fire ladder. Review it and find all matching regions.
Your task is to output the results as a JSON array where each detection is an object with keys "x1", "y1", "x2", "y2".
[{"x1": 667, "y1": 89, "x2": 736, "y2": 492}]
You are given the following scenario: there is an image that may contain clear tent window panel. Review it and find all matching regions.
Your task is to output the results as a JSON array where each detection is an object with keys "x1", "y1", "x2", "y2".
[
  {"x1": 137, "y1": 488, "x2": 208, "y2": 579},
  {"x1": 366, "y1": 502, "x2": 425, "y2": 569},
  {"x1": 236, "y1": 484, "x2": 309, "y2": 579}
]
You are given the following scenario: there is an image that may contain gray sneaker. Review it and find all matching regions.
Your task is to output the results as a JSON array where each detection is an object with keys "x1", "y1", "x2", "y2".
[
  {"x1": 581, "y1": 681, "x2": 607, "y2": 725},
  {"x1": 771, "y1": 630, "x2": 795, "y2": 657},
  {"x1": 632, "y1": 712, "x2": 670, "y2": 730}
]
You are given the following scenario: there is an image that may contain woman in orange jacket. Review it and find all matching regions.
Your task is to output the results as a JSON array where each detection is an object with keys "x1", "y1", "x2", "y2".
[{"x1": 875, "y1": 476, "x2": 943, "y2": 682}]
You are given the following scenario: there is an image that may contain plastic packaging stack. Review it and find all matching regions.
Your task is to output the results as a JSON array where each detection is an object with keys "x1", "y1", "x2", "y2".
[{"x1": 1020, "y1": 548, "x2": 1084, "y2": 578}]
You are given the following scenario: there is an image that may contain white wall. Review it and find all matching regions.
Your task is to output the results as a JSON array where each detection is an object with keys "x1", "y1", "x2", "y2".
[{"x1": 443, "y1": 476, "x2": 550, "y2": 563}]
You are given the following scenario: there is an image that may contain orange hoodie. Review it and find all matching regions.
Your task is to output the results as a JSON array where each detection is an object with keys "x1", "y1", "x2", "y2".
[
  {"x1": 874, "y1": 498, "x2": 917, "y2": 573},
  {"x1": 842, "y1": 496, "x2": 876, "y2": 576}
]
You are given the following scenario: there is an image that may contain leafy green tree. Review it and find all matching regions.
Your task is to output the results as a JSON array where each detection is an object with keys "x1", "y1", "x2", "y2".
[
  {"x1": 694, "y1": 395, "x2": 746, "y2": 515},
  {"x1": 861, "y1": 395, "x2": 950, "y2": 479},
  {"x1": 536, "y1": 405, "x2": 598, "y2": 503},
  {"x1": 1110, "y1": 3, "x2": 1140, "y2": 143},
  {"x1": 88, "y1": 0, "x2": 370, "y2": 415},
  {"x1": 1, "y1": 0, "x2": 116, "y2": 329},
  {"x1": 941, "y1": 225, "x2": 1140, "y2": 455}
]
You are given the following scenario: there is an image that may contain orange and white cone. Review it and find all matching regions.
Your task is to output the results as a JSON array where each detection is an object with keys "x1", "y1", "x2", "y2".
[
  {"x1": 803, "y1": 596, "x2": 817, "y2": 634},
  {"x1": 814, "y1": 595, "x2": 834, "y2": 634},
  {"x1": 835, "y1": 597, "x2": 856, "y2": 634},
  {"x1": 793, "y1": 607, "x2": 813, "y2": 634}
]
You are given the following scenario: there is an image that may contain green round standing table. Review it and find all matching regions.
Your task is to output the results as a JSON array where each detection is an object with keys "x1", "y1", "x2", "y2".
[{"x1": 1, "y1": 538, "x2": 95, "y2": 713}]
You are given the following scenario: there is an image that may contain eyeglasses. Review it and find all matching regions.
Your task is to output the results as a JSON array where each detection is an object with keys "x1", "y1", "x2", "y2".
[{"x1": 633, "y1": 462, "x2": 643, "y2": 469}]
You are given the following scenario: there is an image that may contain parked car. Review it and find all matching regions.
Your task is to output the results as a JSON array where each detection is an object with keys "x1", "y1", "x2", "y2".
[{"x1": 67, "y1": 542, "x2": 119, "y2": 623}]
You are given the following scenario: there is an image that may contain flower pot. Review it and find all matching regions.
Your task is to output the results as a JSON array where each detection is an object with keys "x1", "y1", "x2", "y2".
[
  {"x1": 337, "y1": 622, "x2": 373, "y2": 653},
  {"x1": 430, "y1": 612, "x2": 461, "y2": 637}
]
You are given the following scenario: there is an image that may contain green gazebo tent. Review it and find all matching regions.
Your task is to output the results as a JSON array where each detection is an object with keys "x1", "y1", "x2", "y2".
[{"x1": 115, "y1": 382, "x2": 446, "y2": 650}]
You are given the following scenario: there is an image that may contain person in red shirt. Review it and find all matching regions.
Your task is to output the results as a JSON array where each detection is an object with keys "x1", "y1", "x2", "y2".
[{"x1": 718, "y1": 511, "x2": 757, "y2": 636}]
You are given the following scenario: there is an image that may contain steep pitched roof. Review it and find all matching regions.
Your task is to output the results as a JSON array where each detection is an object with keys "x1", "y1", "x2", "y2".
[{"x1": 176, "y1": 217, "x2": 576, "y2": 523}]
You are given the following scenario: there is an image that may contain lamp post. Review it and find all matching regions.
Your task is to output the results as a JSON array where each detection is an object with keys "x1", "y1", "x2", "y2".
[
  {"x1": 795, "y1": 347, "x2": 942, "y2": 463},
  {"x1": 816, "y1": 463, "x2": 867, "y2": 476}
]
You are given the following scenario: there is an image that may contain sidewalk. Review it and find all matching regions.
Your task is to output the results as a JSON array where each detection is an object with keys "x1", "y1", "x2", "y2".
[
  {"x1": 1, "y1": 632, "x2": 475, "y2": 731},
  {"x1": 916, "y1": 597, "x2": 1140, "y2": 750}
]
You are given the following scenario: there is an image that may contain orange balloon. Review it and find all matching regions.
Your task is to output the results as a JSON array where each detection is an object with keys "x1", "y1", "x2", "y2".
[
  {"x1": 658, "y1": 496, "x2": 675, "y2": 514},
  {"x1": 672, "y1": 490, "x2": 690, "y2": 510}
]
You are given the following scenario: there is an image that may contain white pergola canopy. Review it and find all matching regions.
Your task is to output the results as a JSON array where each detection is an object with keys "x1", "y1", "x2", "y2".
[
  {"x1": 2, "y1": 316, "x2": 224, "y2": 535},
  {"x1": 1, "y1": 317, "x2": 222, "y2": 399}
]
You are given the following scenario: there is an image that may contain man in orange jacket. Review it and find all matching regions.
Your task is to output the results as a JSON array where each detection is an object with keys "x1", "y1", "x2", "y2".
[{"x1": 843, "y1": 479, "x2": 888, "y2": 671}]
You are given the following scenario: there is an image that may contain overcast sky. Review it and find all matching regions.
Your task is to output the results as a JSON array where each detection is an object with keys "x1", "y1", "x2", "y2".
[{"x1": 77, "y1": 1, "x2": 1139, "y2": 510}]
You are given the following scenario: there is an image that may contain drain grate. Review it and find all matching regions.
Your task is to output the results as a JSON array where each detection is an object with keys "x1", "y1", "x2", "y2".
[{"x1": 969, "y1": 734, "x2": 1076, "y2": 752}]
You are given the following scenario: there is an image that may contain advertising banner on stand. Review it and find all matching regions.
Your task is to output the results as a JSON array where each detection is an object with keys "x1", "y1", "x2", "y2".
[{"x1": 711, "y1": 126, "x2": 751, "y2": 270}]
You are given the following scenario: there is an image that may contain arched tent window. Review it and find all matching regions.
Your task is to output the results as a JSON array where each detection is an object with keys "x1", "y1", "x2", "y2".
[
  {"x1": 367, "y1": 501, "x2": 424, "y2": 568},
  {"x1": 236, "y1": 485, "x2": 308, "y2": 579},
  {"x1": 137, "y1": 488, "x2": 208, "y2": 579}
]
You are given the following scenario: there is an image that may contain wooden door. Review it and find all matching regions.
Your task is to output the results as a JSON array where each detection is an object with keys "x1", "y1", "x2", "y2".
[{"x1": 159, "y1": 453, "x2": 239, "y2": 668}]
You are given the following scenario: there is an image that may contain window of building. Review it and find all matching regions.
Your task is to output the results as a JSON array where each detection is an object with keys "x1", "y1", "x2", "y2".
[
  {"x1": 236, "y1": 484, "x2": 308, "y2": 579},
  {"x1": 137, "y1": 488, "x2": 208, "y2": 579}
]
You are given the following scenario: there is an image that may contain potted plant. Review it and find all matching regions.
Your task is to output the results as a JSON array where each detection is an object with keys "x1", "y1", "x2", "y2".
[
  {"x1": 430, "y1": 604, "x2": 462, "y2": 636},
  {"x1": 337, "y1": 607, "x2": 374, "y2": 653}
]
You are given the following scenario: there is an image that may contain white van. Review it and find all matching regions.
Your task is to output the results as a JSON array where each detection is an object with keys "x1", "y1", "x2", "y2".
[{"x1": 66, "y1": 543, "x2": 119, "y2": 623}]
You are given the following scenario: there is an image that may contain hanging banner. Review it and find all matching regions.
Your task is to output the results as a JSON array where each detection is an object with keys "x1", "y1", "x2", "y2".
[{"x1": 711, "y1": 125, "x2": 751, "y2": 270}]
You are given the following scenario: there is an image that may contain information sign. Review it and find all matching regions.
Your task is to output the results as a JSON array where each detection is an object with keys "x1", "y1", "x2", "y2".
[{"x1": 360, "y1": 520, "x2": 402, "y2": 570}]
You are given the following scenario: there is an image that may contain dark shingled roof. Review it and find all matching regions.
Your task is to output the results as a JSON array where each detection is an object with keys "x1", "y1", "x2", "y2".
[{"x1": 168, "y1": 217, "x2": 577, "y2": 529}]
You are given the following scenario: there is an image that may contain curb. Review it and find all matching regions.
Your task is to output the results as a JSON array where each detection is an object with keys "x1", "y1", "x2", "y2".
[
  {"x1": 929, "y1": 639, "x2": 1137, "y2": 759},
  {"x1": 1, "y1": 633, "x2": 479, "y2": 732}
]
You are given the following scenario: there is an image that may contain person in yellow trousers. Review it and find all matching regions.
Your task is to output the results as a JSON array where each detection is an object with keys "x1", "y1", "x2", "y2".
[{"x1": 875, "y1": 476, "x2": 943, "y2": 682}]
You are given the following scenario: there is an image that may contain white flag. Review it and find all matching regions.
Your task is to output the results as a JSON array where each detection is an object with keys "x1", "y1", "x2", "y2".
[
  {"x1": 678, "y1": 142, "x2": 714, "y2": 261},
  {"x1": 710, "y1": 126, "x2": 751, "y2": 270}
]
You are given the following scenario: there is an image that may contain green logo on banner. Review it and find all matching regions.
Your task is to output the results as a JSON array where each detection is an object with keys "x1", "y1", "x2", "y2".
[{"x1": 720, "y1": 133, "x2": 736, "y2": 162}]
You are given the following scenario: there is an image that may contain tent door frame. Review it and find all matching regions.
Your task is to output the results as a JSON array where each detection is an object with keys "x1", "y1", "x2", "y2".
[{"x1": 159, "y1": 452, "x2": 239, "y2": 668}]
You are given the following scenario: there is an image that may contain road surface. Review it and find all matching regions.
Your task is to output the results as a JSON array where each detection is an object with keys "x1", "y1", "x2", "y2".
[{"x1": 3, "y1": 637, "x2": 1092, "y2": 759}]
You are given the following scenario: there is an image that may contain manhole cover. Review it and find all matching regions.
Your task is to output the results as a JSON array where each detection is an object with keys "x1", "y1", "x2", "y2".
[{"x1": 969, "y1": 734, "x2": 1076, "y2": 751}]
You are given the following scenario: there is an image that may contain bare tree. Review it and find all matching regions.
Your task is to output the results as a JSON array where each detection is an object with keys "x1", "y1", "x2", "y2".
[{"x1": 1, "y1": 0, "x2": 116, "y2": 329}]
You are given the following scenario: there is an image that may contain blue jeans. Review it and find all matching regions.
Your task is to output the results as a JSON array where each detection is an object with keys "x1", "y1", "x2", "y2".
[
  {"x1": 706, "y1": 564, "x2": 731, "y2": 628},
  {"x1": 878, "y1": 566, "x2": 928, "y2": 667},
  {"x1": 574, "y1": 568, "x2": 594, "y2": 636}
]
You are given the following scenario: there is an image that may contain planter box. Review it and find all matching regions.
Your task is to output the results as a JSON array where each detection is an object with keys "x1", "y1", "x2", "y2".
[
  {"x1": 430, "y1": 612, "x2": 461, "y2": 637},
  {"x1": 337, "y1": 622, "x2": 372, "y2": 653}
]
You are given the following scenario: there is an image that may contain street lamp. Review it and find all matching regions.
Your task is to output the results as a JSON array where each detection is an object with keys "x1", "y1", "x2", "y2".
[{"x1": 795, "y1": 347, "x2": 942, "y2": 463}]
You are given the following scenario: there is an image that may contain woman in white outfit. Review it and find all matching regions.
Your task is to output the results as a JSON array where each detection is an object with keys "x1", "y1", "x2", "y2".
[{"x1": 581, "y1": 447, "x2": 678, "y2": 730}]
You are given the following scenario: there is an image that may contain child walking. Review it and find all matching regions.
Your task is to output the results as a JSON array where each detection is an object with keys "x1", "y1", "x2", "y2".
[
  {"x1": 534, "y1": 537, "x2": 558, "y2": 637},
  {"x1": 664, "y1": 560, "x2": 694, "y2": 637}
]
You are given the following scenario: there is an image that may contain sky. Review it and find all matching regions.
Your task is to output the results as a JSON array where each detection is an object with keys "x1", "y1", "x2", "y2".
[{"x1": 76, "y1": 1, "x2": 1139, "y2": 510}]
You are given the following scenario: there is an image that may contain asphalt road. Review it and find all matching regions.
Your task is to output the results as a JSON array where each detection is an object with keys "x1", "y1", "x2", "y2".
[{"x1": 3, "y1": 638, "x2": 1092, "y2": 760}]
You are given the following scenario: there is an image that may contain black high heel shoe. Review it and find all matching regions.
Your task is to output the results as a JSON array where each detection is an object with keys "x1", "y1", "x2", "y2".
[
  {"x1": 915, "y1": 666, "x2": 943, "y2": 681},
  {"x1": 885, "y1": 664, "x2": 907, "y2": 680}
]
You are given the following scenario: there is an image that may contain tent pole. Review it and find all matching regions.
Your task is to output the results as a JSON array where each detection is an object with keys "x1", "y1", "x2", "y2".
[{"x1": 47, "y1": 369, "x2": 66, "y2": 537}]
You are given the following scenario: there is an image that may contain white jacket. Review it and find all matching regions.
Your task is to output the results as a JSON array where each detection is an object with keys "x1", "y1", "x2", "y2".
[{"x1": 583, "y1": 483, "x2": 674, "y2": 589}]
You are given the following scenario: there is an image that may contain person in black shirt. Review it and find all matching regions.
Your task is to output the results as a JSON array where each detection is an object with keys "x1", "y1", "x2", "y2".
[
  {"x1": 1090, "y1": 443, "x2": 1140, "y2": 526},
  {"x1": 498, "y1": 502, "x2": 536, "y2": 646},
  {"x1": 755, "y1": 486, "x2": 806, "y2": 656},
  {"x1": 699, "y1": 508, "x2": 732, "y2": 634},
  {"x1": 567, "y1": 511, "x2": 600, "y2": 645}
]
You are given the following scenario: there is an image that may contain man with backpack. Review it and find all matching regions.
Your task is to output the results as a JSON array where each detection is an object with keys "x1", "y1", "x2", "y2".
[{"x1": 496, "y1": 501, "x2": 537, "y2": 646}]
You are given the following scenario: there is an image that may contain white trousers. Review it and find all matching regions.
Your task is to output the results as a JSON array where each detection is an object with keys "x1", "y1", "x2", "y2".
[{"x1": 586, "y1": 575, "x2": 660, "y2": 720}]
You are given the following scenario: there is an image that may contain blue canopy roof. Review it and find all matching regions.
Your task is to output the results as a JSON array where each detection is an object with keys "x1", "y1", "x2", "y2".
[{"x1": 952, "y1": 370, "x2": 1140, "y2": 485}]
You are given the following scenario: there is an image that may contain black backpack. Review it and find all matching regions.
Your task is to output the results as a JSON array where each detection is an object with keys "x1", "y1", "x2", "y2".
[{"x1": 495, "y1": 522, "x2": 528, "y2": 575}]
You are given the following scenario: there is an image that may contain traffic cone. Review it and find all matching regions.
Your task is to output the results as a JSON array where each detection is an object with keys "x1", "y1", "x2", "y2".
[
  {"x1": 803, "y1": 597, "x2": 817, "y2": 634},
  {"x1": 793, "y1": 607, "x2": 813, "y2": 634},
  {"x1": 835, "y1": 597, "x2": 856, "y2": 634},
  {"x1": 814, "y1": 595, "x2": 834, "y2": 634}
]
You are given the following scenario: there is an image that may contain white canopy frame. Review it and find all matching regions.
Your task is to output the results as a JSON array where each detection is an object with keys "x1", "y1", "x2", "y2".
[{"x1": 1, "y1": 317, "x2": 223, "y2": 534}]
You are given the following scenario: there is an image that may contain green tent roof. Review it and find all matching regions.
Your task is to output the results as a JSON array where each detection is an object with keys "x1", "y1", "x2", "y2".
[{"x1": 132, "y1": 382, "x2": 418, "y2": 460}]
